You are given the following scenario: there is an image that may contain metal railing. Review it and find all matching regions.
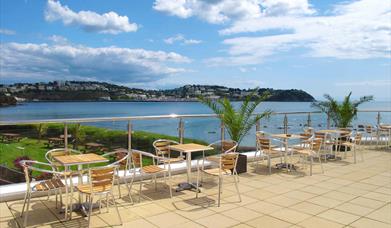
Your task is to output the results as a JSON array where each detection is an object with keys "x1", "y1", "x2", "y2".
[{"x1": 1, "y1": 110, "x2": 390, "y2": 149}]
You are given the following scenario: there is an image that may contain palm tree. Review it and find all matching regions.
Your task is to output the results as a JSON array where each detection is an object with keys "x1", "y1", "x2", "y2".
[
  {"x1": 198, "y1": 89, "x2": 272, "y2": 147},
  {"x1": 312, "y1": 92, "x2": 373, "y2": 128}
]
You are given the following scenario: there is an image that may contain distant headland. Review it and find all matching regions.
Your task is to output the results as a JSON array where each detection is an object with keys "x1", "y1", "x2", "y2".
[{"x1": 0, "y1": 81, "x2": 315, "y2": 106}]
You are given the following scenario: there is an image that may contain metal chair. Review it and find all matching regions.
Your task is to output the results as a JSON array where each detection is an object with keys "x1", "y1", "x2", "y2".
[
  {"x1": 254, "y1": 135, "x2": 283, "y2": 174},
  {"x1": 377, "y1": 124, "x2": 390, "y2": 146},
  {"x1": 195, "y1": 152, "x2": 241, "y2": 207},
  {"x1": 202, "y1": 140, "x2": 238, "y2": 174},
  {"x1": 294, "y1": 138, "x2": 324, "y2": 176},
  {"x1": 365, "y1": 125, "x2": 378, "y2": 145},
  {"x1": 342, "y1": 132, "x2": 363, "y2": 163},
  {"x1": 153, "y1": 139, "x2": 183, "y2": 167},
  {"x1": 76, "y1": 166, "x2": 122, "y2": 227},
  {"x1": 129, "y1": 149, "x2": 173, "y2": 202},
  {"x1": 101, "y1": 150, "x2": 132, "y2": 202},
  {"x1": 20, "y1": 160, "x2": 73, "y2": 227}
]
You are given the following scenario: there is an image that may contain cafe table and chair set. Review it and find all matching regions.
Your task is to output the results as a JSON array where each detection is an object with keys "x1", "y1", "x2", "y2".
[{"x1": 17, "y1": 126, "x2": 373, "y2": 227}]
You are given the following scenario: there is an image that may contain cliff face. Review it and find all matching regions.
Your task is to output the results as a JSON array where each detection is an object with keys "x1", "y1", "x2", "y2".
[{"x1": 0, "y1": 94, "x2": 17, "y2": 107}]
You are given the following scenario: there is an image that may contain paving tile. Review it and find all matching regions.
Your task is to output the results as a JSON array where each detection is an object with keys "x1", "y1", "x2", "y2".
[
  {"x1": 195, "y1": 213, "x2": 240, "y2": 228},
  {"x1": 350, "y1": 217, "x2": 390, "y2": 228},
  {"x1": 282, "y1": 190, "x2": 317, "y2": 201},
  {"x1": 298, "y1": 216, "x2": 344, "y2": 228},
  {"x1": 365, "y1": 204, "x2": 391, "y2": 224},
  {"x1": 334, "y1": 202, "x2": 374, "y2": 216},
  {"x1": 362, "y1": 192, "x2": 391, "y2": 203},
  {"x1": 308, "y1": 196, "x2": 343, "y2": 208},
  {"x1": 146, "y1": 211, "x2": 190, "y2": 228},
  {"x1": 129, "y1": 202, "x2": 169, "y2": 218},
  {"x1": 244, "y1": 201, "x2": 283, "y2": 215},
  {"x1": 349, "y1": 197, "x2": 387, "y2": 209},
  {"x1": 246, "y1": 215, "x2": 293, "y2": 228},
  {"x1": 175, "y1": 206, "x2": 215, "y2": 220},
  {"x1": 221, "y1": 206, "x2": 262, "y2": 222},
  {"x1": 300, "y1": 185, "x2": 330, "y2": 195},
  {"x1": 289, "y1": 201, "x2": 328, "y2": 215},
  {"x1": 265, "y1": 195, "x2": 301, "y2": 207},
  {"x1": 317, "y1": 209, "x2": 360, "y2": 225},
  {"x1": 322, "y1": 191, "x2": 357, "y2": 202},
  {"x1": 270, "y1": 208, "x2": 312, "y2": 224},
  {"x1": 123, "y1": 218, "x2": 157, "y2": 228},
  {"x1": 170, "y1": 221, "x2": 205, "y2": 228}
]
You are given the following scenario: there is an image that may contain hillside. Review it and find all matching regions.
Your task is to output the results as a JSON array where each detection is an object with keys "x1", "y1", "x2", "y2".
[{"x1": 0, "y1": 81, "x2": 315, "y2": 104}]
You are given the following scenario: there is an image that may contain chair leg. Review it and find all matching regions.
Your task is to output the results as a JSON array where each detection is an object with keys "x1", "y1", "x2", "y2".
[
  {"x1": 217, "y1": 177, "x2": 222, "y2": 207},
  {"x1": 353, "y1": 146, "x2": 357, "y2": 164},
  {"x1": 111, "y1": 193, "x2": 122, "y2": 225},
  {"x1": 196, "y1": 165, "x2": 200, "y2": 198},
  {"x1": 154, "y1": 174, "x2": 157, "y2": 191},
  {"x1": 23, "y1": 191, "x2": 31, "y2": 227},
  {"x1": 21, "y1": 190, "x2": 29, "y2": 217},
  {"x1": 309, "y1": 156, "x2": 313, "y2": 176},
  {"x1": 268, "y1": 156, "x2": 271, "y2": 175},
  {"x1": 117, "y1": 177, "x2": 122, "y2": 198},
  {"x1": 318, "y1": 156, "x2": 324, "y2": 174},
  {"x1": 233, "y1": 175, "x2": 241, "y2": 202},
  {"x1": 168, "y1": 171, "x2": 172, "y2": 198},
  {"x1": 87, "y1": 195, "x2": 94, "y2": 227},
  {"x1": 139, "y1": 175, "x2": 143, "y2": 203}
]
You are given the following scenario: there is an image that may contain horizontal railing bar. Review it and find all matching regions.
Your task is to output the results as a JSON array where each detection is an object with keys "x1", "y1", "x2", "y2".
[{"x1": 0, "y1": 110, "x2": 389, "y2": 126}]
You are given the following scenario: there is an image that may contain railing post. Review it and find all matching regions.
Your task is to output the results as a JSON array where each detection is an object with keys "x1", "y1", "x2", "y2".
[
  {"x1": 220, "y1": 118, "x2": 225, "y2": 142},
  {"x1": 256, "y1": 119, "x2": 261, "y2": 132},
  {"x1": 283, "y1": 114, "x2": 288, "y2": 134},
  {"x1": 64, "y1": 123, "x2": 68, "y2": 150},
  {"x1": 376, "y1": 112, "x2": 381, "y2": 125},
  {"x1": 307, "y1": 112, "x2": 312, "y2": 128},
  {"x1": 327, "y1": 113, "x2": 331, "y2": 129},
  {"x1": 127, "y1": 121, "x2": 132, "y2": 151},
  {"x1": 178, "y1": 118, "x2": 184, "y2": 144}
]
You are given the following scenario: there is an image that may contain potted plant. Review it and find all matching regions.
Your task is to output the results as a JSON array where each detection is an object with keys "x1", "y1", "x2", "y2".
[
  {"x1": 198, "y1": 89, "x2": 272, "y2": 173},
  {"x1": 312, "y1": 92, "x2": 373, "y2": 150}
]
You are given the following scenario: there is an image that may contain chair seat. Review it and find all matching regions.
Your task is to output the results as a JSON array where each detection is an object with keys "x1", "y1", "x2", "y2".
[
  {"x1": 76, "y1": 184, "x2": 113, "y2": 194},
  {"x1": 203, "y1": 168, "x2": 230, "y2": 176},
  {"x1": 295, "y1": 149, "x2": 316, "y2": 156},
  {"x1": 34, "y1": 179, "x2": 65, "y2": 191},
  {"x1": 142, "y1": 165, "x2": 165, "y2": 173},
  {"x1": 342, "y1": 142, "x2": 355, "y2": 147},
  {"x1": 162, "y1": 157, "x2": 184, "y2": 163},
  {"x1": 263, "y1": 149, "x2": 282, "y2": 156}
]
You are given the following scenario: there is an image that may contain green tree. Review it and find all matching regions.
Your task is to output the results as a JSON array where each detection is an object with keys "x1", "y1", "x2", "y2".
[
  {"x1": 312, "y1": 92, "x2": 373, "y2": 128},
  {"x1": 35, "y1": 124, "x2": 48, "y2": 143},
  {"x1": 198, "y1": 89, "x2": 272, "y2": 147}
]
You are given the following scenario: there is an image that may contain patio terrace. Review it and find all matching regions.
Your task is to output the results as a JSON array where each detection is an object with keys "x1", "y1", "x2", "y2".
[{"x1": 1, "y1": 145, "x2": 390, "y2": 228}]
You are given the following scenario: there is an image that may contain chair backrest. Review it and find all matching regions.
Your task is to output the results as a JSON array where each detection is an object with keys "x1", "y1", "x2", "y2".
[
  {"x1": 314, "y1": 132, "x2": 326, "y2": 140},
  {"x1": 131, "y1": 150, "x2": 142, "y2": 167},
  {"x1": 208, "y1": 140, "x2": 238, "y2": 153},
  {"x1": 365, "y1": 125, "x2": 373, "y2": 133},
  {"x1": 153, "y1": 139, "x2": 179, "y2": 156},
  {"x1": 256, "y1": 137, "x2": 271, "y2": 150},
  {"x1": 354, "y1": 133, "x2": 362, "y2": 145},
  {"x1": 45, "y1": 148, "x2": 81, "y2": 164},
  {"x1": 89, "y1": 166, "x2": 116, "y2": 193},
  {"x1": 220, "y1": 153, "x2": 238, "y2": 171},
  {"x1": 311, "y1": 138, "x2": 323, "y2": 152},
  {"x1": 102, "y1": 150, "x2": 129, "y2": 168}
]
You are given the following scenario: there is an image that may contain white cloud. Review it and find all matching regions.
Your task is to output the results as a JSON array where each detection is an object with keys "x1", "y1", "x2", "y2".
[
  {"x1": 0, "y1": 28, "x2": 16, "y2": 35},
  {"x1": 212, "y1": 0, "x2": 390, "y2": 65},
  {"x1": 164, "y1": 34, "x2": 202, "y2": 45},
  {"x1": 48, "y1": 35, "x2": 68, "y2": 44},
  {"x1": 153, "y1": 0, "x2": 314, "y2": 24},
  {"x1": 45, "y1": 0, "x2": 138, "y2": 34},
  {"x1": 239, "y1": 67, "x2": 257, "y2": 73},
  {"x1": 0, "y1": 42, "x2": 190, "y2": 83},
  {"x1": 336, "y1": 80, "x2": 391, "y2": 87}
]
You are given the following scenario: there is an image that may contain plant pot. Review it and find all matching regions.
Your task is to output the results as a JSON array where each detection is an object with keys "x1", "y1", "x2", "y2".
[{"x1": 235, "y1": 154, "x2": 247, "y2": 174}]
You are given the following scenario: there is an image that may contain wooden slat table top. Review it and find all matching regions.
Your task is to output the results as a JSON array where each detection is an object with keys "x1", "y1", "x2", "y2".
[
  {"x1": 54, "y1": 153, "x2": 108, "y2": 166},
  {"x1": 379, "y1": 125, "x2": 391, "y2": 129},
  {"x1": 271, "y1": 134, "x2": 304, "y2": 139},
  {"x1": 169, "y1": 143, "x2": 214, "y2": 153},
  {"x1": 317, "y1": 129, "x2": 350, "y2": 134}
]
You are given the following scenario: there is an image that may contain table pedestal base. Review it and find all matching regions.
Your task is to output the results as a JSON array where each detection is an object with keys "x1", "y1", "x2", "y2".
[
  {"x1": 275, "y1": 163, "x2": 296, "y2": 170},
  {"x1": 176, "y1": 182, "x2": 201, "y2": 192}
]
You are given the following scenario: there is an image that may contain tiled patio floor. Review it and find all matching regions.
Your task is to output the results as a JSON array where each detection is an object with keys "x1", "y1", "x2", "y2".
[{"x1": 1, "y1": 146, "x2": 390, "y2": 227}]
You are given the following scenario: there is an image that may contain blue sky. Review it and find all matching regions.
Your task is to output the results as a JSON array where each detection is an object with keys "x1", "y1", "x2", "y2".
[{"x1": 0, "y1": 0, "x2": 390, "y2": 100}]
